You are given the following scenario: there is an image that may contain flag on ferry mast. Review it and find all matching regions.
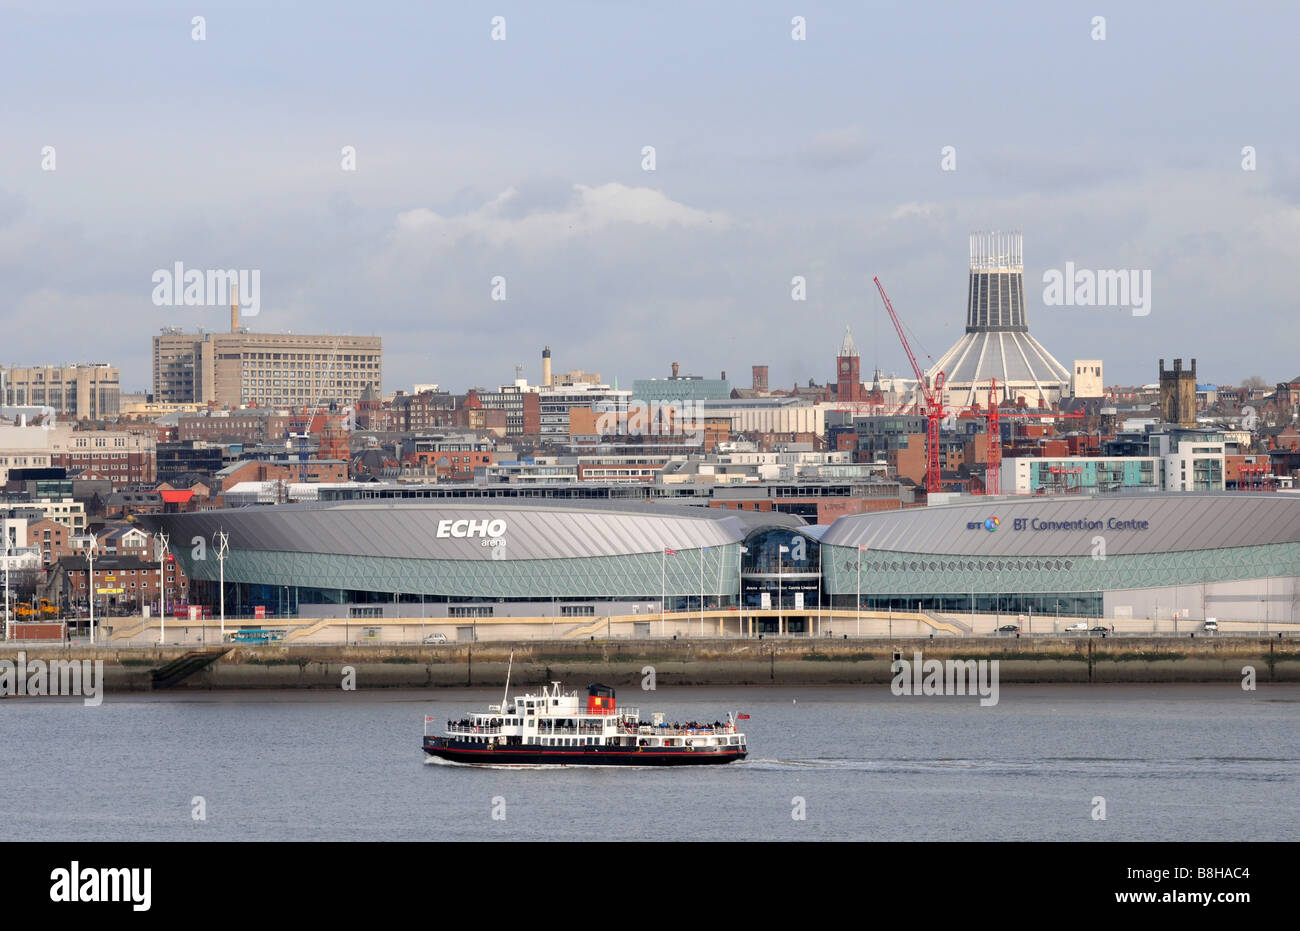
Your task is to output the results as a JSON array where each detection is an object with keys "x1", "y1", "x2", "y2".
[{"x1": 736, "y1": 714, "x2": 750, "y2": 719}]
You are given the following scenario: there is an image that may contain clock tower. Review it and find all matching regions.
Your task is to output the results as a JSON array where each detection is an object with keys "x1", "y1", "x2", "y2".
[{"x1": 836, "y1": 325, "x2": 864, "y2": 401}]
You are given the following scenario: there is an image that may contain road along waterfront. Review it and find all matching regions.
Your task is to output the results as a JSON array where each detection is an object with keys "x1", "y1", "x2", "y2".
[{"x1": 2, "y1": 636, "x2": 1297, "y2": 690}]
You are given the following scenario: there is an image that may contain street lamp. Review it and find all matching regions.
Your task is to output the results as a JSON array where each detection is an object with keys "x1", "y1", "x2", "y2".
[
  {"x1": 214, "y1": 529, "x2": 229, "y2": 642},
  {"x1": 699, "y1": 546, "x2": 705, "y2": 637},
  {"x1": 2, "y1": 526, "x2": 11, "y2": 643},
  {"x1": 156, "y1": 532, "x2": 170, "y2": 645},
  {"x1": 87, "y1": 533, "x2": 98, "y2": 645},
  {"x1": 738, "y1": 545, "x2": 748, "y2": 638},
  {"x1": 778, "y1": 544, "x2": 789, "y2": 636},
  {"x1": 856, "y1": 545, "x2": 868, "y2": 637}
]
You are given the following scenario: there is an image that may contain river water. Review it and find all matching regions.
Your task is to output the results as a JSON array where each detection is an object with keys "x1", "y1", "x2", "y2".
[{"x1": 4, "y1": 684, "x2": 1296, "y2": 841}]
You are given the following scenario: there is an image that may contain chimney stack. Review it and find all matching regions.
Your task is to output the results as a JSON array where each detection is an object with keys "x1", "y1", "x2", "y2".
[
  {"x1": 671, "y1": 362, "x2": 680, "y2": 378},
  {"x1": 231, "y1": 280, "x2": 240, "y2": 333},
  {"x1": 542, "y1": 345, "x2": 552, "y2": 387}
]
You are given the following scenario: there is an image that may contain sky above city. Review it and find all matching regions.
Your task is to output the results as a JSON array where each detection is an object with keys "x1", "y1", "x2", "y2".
[{"x1": 1, "y1": 1, "x2": 1297, "y2": 396}]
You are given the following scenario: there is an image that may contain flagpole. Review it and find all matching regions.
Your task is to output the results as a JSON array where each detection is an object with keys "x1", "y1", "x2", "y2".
[
  {"x1": 778, "y1": 544, "x2": 788, "y2": 637},
  {"x1": 699, "y1": 547, "x2": 704, "y2": 637},
  {"x1": 856, "y1": 551, "x2": 861, "y2": 637},
  {"x1": 660, "y1": 549, "x2": 665, "y2": 637},
  {"x1": 738, "y1": 546, "x2": 746, "y2": 638},
  {"x1": 715, "y1": 546, "x2": 725, "y2": 638}
]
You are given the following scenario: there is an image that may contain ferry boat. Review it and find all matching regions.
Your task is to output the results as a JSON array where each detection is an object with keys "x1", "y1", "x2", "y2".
[{"x1": 422, "y1": 680, "x2": 748, "y2": 766}]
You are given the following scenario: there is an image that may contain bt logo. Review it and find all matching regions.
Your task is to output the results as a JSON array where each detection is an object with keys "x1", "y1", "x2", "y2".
[{"x1": 983, "y1": 517, "x2": 999, "y2": 531}]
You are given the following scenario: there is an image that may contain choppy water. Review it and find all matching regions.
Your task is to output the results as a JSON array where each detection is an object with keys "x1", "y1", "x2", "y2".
[{"x1": 3, "y1": 684, "x2": 1296, "y2": 841}]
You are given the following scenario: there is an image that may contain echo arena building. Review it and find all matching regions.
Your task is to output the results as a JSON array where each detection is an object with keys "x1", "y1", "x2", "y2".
[{"x1": 146, "y1": 493, "x2": 1299, "y2": 635}]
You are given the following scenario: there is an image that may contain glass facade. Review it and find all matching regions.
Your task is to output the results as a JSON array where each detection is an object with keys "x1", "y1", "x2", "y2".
[
  {"x1": 739, "y1": 527, "x2": 821, "y2": 610},
  {"x1": 181, "y1": 544, "x2": 743, "y2": 619},
  {"x1": 169, "y1": 506, "x2": 1299, "y2": 623}
]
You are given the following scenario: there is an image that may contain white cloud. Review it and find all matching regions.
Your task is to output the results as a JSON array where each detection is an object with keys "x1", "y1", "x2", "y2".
[
  {"x1": 387, "y1": 182, "x2": 729, "y2": 255},
  {"x1": 889, "y1": 202, "x2": 942, "y2": 222}
]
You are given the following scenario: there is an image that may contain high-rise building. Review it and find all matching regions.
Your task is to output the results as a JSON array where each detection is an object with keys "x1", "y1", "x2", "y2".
[
  {"x1": 152, "y1": 328, "x2": 200, "y2": 404},
  {"x1": 930, "y1": 232, "x2": 1071, "y2": 408},
  {"x1": 1, "y1": 363, "x2": 120, "y2": 419},
  {"x1": 152, "y1": 329, "x2": 382, "y2": 408}
]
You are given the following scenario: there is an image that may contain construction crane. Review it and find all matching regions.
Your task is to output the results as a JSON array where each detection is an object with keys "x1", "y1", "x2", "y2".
[
  {"x1": 873, "y1": 276, "x2": 946, "y2": 493},
  {"x1": 981, "y1": 377, "x2": 1084, "y2": 495},
  {"x1": 290, "y1": 337, "x2": 345, "y2": 485}
]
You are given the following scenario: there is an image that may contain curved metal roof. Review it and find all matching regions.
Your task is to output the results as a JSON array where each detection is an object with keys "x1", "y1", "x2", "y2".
[
  {"x1": 819, "y1": 493, "x2": 1300, "y2": 557},
  {"x1": 141, "y1": 500, "x2": 748, "y2": 562}
]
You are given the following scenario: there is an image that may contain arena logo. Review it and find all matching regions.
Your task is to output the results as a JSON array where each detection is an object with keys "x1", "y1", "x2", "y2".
[
  {"x1": 436, "y1": 519, "x2": 507, "y2": 543},
  {"x1": 967, "y1": 516, "x2": 1150, "y2": 532}
]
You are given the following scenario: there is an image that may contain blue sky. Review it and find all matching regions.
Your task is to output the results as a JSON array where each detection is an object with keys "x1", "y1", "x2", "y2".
[{"x1": 1, "y1": 1, "x2": 1296, "y2": 394}]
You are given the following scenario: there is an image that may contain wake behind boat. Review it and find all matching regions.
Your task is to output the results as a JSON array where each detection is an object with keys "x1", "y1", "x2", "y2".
[{"x1": 422, "y1": 671, "x2": 748, "y2": 767}]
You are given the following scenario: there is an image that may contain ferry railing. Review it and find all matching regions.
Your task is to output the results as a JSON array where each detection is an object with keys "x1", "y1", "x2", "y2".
[
  {"x1": 445, "y1": 724, "x2": 503, "y2": 735},
  {"x1": 631, "y1": 726, "x2": 739, "y2": 737}
]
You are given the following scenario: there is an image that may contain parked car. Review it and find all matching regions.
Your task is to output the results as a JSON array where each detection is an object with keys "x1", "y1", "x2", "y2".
[
  {"x1": 1090, "y1": 626, "x2": 1111, "y2": 633},
  {"x1": 997, "y1": 624, "x2": 1021, "y2": 633},
  {"x1": 1203, "y1": 619, "x2": 1219, "y2": 632},
  {"x1": 1063, "y1": 622, "x2": 1088, "y2": 632},
  {"x1": 422, "y1": 632, "x2": 449, "y2": 644}
]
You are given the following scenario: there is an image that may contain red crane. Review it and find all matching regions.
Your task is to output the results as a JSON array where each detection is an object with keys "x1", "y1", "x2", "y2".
[
  {"x1": 873, "y1": 276, "x2": 945, "y2": 493},
  {"x1": 981, "y1": 377, "x2": 1084, "y2": 495}
]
